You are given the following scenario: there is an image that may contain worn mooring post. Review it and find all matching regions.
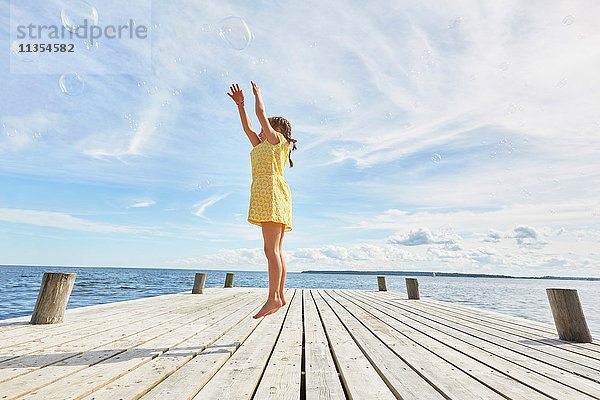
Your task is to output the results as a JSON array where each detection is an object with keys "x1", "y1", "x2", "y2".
[
  {"x1": 377, "y1": 276, "x2": 387, "y2": 291},
  {"x1": 546, "y1": 288, "x2": 592, "y2": 343},
  {"x1": 30, "y1": 272, "x2": 77, "y2": 324},
  {"x1": 224, "y1": 272, "x2": 235, "y2": 288},
  {"x1": 405, "y1": 278, "x2": 420, "y2": 300},
  {"x1": 192, "y1": 273, "x2": 207, "y2": 294}
]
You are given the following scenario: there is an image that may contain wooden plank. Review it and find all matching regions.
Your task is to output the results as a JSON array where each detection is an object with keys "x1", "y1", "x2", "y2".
[
  {"x1": 388, "y1": 292, "x2": 600, "y2": 359},
  {"x1": 0, "y1": 288, "x2": 245, "y2": 350},
  {"x1": 303, "y1": 289, "x2": 345, "y2": 400},
  {"x1": 331, "y1": 290, "x2": 553, "y2": 400},
  {"x1": 140, "y1": 292, "x2": 284, "y2": 400},
  {"x1": 310, "y1": 290, "x2": 396, "y2": 400},
  {"x1": 322, "y1": 290, "x2": 502, "y2": 400},
  {"x1": 0, "y1": 289, "x2": 242, "y2": 380},
  {"x1": 0, "y1": 290, "x2": 199, "y2": 338},
  {"x1": 369, "y1": 292, "x2": 600, "y2": 378},
  {"x1": 9, "y1": 292, "x2": 262, "y2": 399},
  {"x1": 78, "y1": 295, "x2": 266, "y2": 400},
  {"x1": 349, "y1": 290, "x2": 600, "y2": 399},
  {"x1": 194, "y1": 290, "x2": 296, "y2": 400},
  {"x1": 404, "y1": 294, "x2": 600, "y2": 361},
  {"x1": 383, "y1": 291, "x2": 575, "y2": 337},
  {"x1": 253, "y1": 289, "x2": 303, "y2": 399}
]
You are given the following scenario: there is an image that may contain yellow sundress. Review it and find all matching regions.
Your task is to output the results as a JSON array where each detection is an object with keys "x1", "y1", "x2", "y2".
[{"x1": 248, "y1": 130, "x2": 292, "y2": 232}]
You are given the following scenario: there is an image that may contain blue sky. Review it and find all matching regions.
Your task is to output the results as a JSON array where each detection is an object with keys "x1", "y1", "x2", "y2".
[{"x1": 1, "y1": 0, "x2": 599, "y2": 276}]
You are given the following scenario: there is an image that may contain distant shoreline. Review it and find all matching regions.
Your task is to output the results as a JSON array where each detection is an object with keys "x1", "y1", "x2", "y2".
[{"x1": 301, "y1": 270, "x2": 600, "y2": 281}]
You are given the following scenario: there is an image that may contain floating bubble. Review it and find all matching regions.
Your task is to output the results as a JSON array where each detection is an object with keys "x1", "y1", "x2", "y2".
[
  {"x1": 197, "y1": 178, "x2": 211, "y2": 190},
  {"x1": 431, "y1": 153, "x2": 442, "y2": 162},
  {"x1": 562, "y1": 15, "x2": 575, "y2": 26},
  {"x1": 201, "y1": 24, "x2": 211, "y2": 32},
  {"x1": 146, "y1": 85, "x2": 158, "y2": 95},
  {"x1": 82, "y1": 40, "x2": 99, "y2": 51},
  {"x1": 218, "y1": 16, "x2": 252, "y2": 50},
  {"x1": 448, "y1": 17, "x2": 462, "y2": 29},
  {"x1": 251, "y1": 57, "x2": 267, "y2": 65},
  {"x1": 61, "y1": 0, "x2": 98, "y2": 33},
  {"x1": 11, "y1": 40, "x2": 39, "y2": 62},
  {"x1": 498, "y1": 62, "x2": 509, "y2": 71},
  {"x1": 556, "y1": 78, "x2": 567, "y2": 88},
  {"x1": 59, "y1": 72, "x2": 84, "y2": 96}
]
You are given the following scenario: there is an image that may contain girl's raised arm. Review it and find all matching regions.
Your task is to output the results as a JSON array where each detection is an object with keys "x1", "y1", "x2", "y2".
[
  {"x1": 228, "y1": 83, "x2": 260, "y2": 147},
  {"x1": 251, "y1": 81, "x2": 279, "y2": 145}
]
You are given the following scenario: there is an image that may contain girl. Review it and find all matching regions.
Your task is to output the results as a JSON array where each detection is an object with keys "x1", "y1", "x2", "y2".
[{"x1": 227, "y1": 81, "x2": 297, "y2": 319}]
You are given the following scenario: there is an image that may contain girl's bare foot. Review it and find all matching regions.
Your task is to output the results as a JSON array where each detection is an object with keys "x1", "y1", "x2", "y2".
[
  {"x1": 280, "y1": 293, "x2": 286, "y2": 307},
  {"x1": 253, "y1": 298, "x2": 283, "y2": 319}
]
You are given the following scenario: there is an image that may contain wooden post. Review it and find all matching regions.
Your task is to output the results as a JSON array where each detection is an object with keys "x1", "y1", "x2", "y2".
[
  {"x1": 30, "y1": 272, "x2": 76, "y2": 324},
  {"x1": 377, "y1": 276, "x2": 387, "y2": 291},
  {"x1": 546, "y1": 288, "x2": 592, "y2": 343},
  {"x1": 192, "y1": 273, "x2": 207, "y2": 294},
  {"x1": 405, "y1": 278, "x2": 420, "y2": 300},
  {"x1": 224, "y1": 272, "x2": 235, "y2": 288}
]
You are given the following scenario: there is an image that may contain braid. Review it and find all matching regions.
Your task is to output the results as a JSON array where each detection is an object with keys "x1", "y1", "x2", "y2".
[{"x1": 269, "y1": 116, "x2": 297, "y2": 167}]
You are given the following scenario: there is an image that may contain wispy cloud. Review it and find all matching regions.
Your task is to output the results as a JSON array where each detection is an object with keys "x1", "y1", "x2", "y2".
[
  {"x1": 192, "y1": 193, "x2": 229, "y2": 219},
  {"x1": 0, "y1": 207, "x2": 147, "y2": 234},
  {"x1": 129, "y1": 200, "x2": 156, "y2": 208}
]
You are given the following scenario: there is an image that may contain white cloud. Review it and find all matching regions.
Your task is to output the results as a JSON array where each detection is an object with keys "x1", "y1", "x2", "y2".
[
  {"x1": 0, "y1": 207, "x2": 149, "y2": 234},
  {"x1": 192, "y1": 194, "x2": 229, "y2": 219},
  {"x1": 389, "y1": 228, "x2": 437, "y2": 246},
  {"x1": 484, "y1": 229, "x2": 504, "y2": 242},
  {"x1": 129, "y1": 200, "x2": 156, "y2": 208},
  {"x1": 388, "y1": 227, "x2": 462, "y2": 249}
]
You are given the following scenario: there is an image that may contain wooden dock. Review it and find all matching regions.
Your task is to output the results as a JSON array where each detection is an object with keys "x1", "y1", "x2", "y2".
[{"x1": 1, "y1": 287, "x2": 599, "y2": 399}]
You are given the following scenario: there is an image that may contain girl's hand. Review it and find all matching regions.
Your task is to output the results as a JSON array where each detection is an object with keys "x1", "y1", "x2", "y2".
[
  {"x1": 251, "y1": 81, "x2": 261, "y2": 97},
  {"x1": 227, "y1": 83, "x2": 244, "y2": 105}
]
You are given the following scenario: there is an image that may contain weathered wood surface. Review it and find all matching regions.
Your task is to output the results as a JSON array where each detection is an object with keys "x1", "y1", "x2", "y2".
[
  {"x1": 546, "y1": 288, "x2": 593, "y2": 343},
  {"x1": 0, "y1": 288, "x2": 598, "y2": 399},
  {"x1": 192, "y1": 273, "x2": 207, "y2": 294},
  {"x1": 30, "y1": 272, "x2": 77, "y2": 324}
]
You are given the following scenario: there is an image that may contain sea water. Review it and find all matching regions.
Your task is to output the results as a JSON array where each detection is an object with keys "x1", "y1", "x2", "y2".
[{"x1": 1, "y1": 265, "x2": 598, "y2": 335}]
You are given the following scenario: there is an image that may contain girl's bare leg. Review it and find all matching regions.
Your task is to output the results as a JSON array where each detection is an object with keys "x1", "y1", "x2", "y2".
[
  {"x1": 253, "y1": 222, "x2": 283, "y2": 319},
  {"x1": 278, "y1": 225, "x2": 287, "y2": 306}
]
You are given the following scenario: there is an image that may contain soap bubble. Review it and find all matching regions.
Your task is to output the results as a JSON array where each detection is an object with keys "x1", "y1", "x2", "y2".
[
  {"x1": 11, "y1": 40, "x2": 39, "y2": 62},
  {"x1": 61, "y1": 0, "x2": 98, "y2": 33},
  {"x1": 59, "y1": 72, "x2": 85, "y2": 96},
  {"x1": 562, "y1": 15, "x2": 575, "y2": 26},
  {"x1": 197, "y1": 178, "x2": 211, "y2": 190},
  {"x1": 218, "y1": 16, "x2": 252, "y2": 50},
  {"x1": 431, "y1": 153, "x2": 442, "y2": 162},
  {"x1": 448, "y1": 17, "x2": 462, "y2": 29}
]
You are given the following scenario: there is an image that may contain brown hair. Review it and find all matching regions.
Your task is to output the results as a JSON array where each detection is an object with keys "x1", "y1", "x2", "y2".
[{"x1": 268, "y1": 116, "x2": 297, "y2": 167}]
